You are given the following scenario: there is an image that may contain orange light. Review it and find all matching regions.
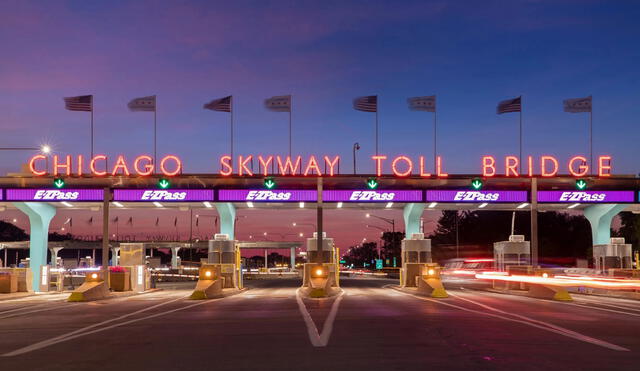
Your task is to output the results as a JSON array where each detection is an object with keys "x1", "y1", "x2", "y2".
[
  {"x1": 160, "y1": 155, "x2": 182, "y2": 176},
  {"x1": 419, "y1": 156, "x2": 431, "y2": 177},
  {"x1": 315, "y1": 268, "x2": 324, "y2": 276},
  {"x1": 277, "y1": 156, "x2": 301, "y2": 175},
  {"x1": 91, "y1": 273, "x2": 98, "y2": 279},
  {"x1": 436, "y1": 156, "x2": 448, "y2": 177},
  {"x1": 540, "y1": 156, "x2": 559, "y2": 177},
  {"x1": 134, "y1": 155, "x2": 154, "y2": 176},
  {"x1": 372, "y1": 155, "x2": 387, "y2": 176},
  {"x1": 427, "y1": 269, "x2": 435, "y2": 276},
  {"x1": 238, "y1": 155, "x2": 253, "y2": 176},
  {"x1": 598, "y1": 155, "x2": 612, "y2": 177},
  {"x1": 391, "y1": 156, "x2": 412, "y2": 177},
  {"x1": 29, "y1": 155, "x2": 47, "y2": 176},
  {"x1": 111, "y1": 155, "x2": 131, "y2": 176},
  {"x1": 53, "y1": 155, "x2": 72, "y2": 176},
  {"x1": 304, "y1": 155, "x2": 321, "y2": 176},
  {"x1": 505, "y1": 156, "x2": 519, "y2": 176},
  {"x1": 90, "y1": 155, "x2": 107, "y2": 176},
  {"x1": 482, "y1": 156, "x2": 496, "y2": 177},
  {"x1": 220, "y1": 155, "x2": 233, "y2": 176},
  {"x1": 323, "y1": 155, "x2": 340, "y2": 176},
  {"x1": 568, "y1": 156, "x2": 588, "y2": 177},
  {"x1": 205, "y1": 270, "x2": 212, "y2": 278}
]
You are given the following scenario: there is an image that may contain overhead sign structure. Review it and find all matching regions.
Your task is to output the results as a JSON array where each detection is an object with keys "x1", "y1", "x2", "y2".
[
  {"x1": 425, "y1": 190, "x2": 528, "y2": 203},
  {"x1": 537, "y1": 191, "x2": 635, "y2": 203},
  {"x1": 323, "y1": 190, "x2": 422, "y2": 202},
  {"x1": 5, "y1": 189, "x2": 104, "y2": 202},
  {"x1": 113, "y1": 189, "x2": 214, "y2": 202},
  {"x1": 218, "y1": 189, "x2": 317, "y2": 202}
]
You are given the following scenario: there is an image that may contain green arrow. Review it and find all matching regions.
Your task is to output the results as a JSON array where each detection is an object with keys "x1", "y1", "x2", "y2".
[
  {"x1": 53, "y1": 179, "x2": 64, "y2": 188},
  {"x1": 158, "y1": 179, "x2": 170, "y2": 189},
  {"x1": 366, "y1": 179, "x2": 378, "y2": 189},
  {"x1": 471, "y1": 179, "x2": 482, "y2": 190},
  {"x1": 264, "y1": 179, "x2": 276, "y2": 189},
  {"x1": 576, "y1": 179, "x2": 587, "y2": 190}
]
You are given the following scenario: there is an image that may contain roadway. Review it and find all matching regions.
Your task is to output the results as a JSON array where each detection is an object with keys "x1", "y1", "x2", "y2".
[{"x1": 0, "y1": 277, "x2": 639, "y2": 370}]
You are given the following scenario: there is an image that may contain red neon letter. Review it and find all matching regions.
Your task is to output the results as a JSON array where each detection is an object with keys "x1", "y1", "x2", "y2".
[
  {"x1": 134, "y1": 155, "x2": 154, "y2": 176},
  {"x1": 160, "y1": 155, "x2": 182, "y2": 176},
  {"x1": 277, "y1": 156, "x2": 301, "y2": 175},
  {"x1": 482, "y1": 156, "x2": 496, "y2": 177},
  {"x1": 527, "y1": 156, "x2": 533, "y2": 177},
  {"x1": 76, "y1": 155, "x2": 84, "y2": 176},
  {"x1": 111, "y1": 155, "x2": 131, "y2": 176},
  {"x1": 540, "y1": 156, "x2": 558, "y2": 177},
  {"x1": 391, "y1": 156, "x2": 412, "y2": 177},
  {"x1": 220, "y1": 155, "x2": 232, "y2": 176},
  {"x1": 419, "y1": 156, "x2": 431, "y2": 177},
  {"x1": 598, "y1": 155, "x2": 612, "y2": 177},
  {"x1": 53, "y1": 155, "x2": 72, "y2": 176},
  {"x1": 238, "y1": 155, "x2": 254, "y2": 176},
  {"x1": 568, "y1": 156, "x2": 588, "y2": 177},
  {"x1": 323, "y1": 156, "x2": 339, "y2": 176},
  {"x1": 304, "y1": 156, "x2": 322, "y2": 176},
  {"x1": 258, "y1": 155, "x2": 273, "y2": 176},
  {"x1": 436, "y1": 156, "x2": 448, "y2": 177},
  {"x1": 90, "y1": 155, "x2": 107, "y2": 176},
  {"x1": 29, "y1": 155, "x2": 47, "y2": 176},
  {"x1": 505, "y1": 156, "x2": 519, "y2": 177},
  {"x1": 372, "y1": 155, "x2": 387, "y2": 176}
]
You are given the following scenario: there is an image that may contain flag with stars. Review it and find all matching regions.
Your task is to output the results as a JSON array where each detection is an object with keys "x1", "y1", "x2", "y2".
[
  {"x1": 563, "y1": 96, "x2": 592, "y2": 113},
  {"x1": 264, "y1": 95, "x2": 291, "y2": 112},
  {"x1": 408, "y1": 95, "x2": 436, "y2": 112},
  {"x1": 127, "y1": 95, "x2": 156, "y2": 112},
  {"x1": 63, "y1": 95, "x2": 92, "y2": 111},
  {"x1": 353, "y1": 95, "x2": 377, "y2": 112},
  {"x1": 204, "y1": 96, "x2": 232, "y2": 112},
  {"x1": 497, "y1": 96, "x2": 521, "y2": 114}
]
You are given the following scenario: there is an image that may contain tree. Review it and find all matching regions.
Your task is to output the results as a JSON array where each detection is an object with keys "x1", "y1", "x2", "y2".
[
  {"x1": 380, "y1": 231, "x2": 404, "y2": 263},
  {"x1": 0, "y1": 221, "x2": 28, "y2": 241},
  {"x1": 616, "y1": 212, "x2": 640, "y2": 251},
  {"x1": 343, "y1": 242, "x2": 378, "y2": 268}
]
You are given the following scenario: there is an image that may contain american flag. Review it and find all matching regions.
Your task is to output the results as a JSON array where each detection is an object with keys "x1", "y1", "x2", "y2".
[
  {"x1": 204, "y1": 96, "x2": 232, "y2": 112},
  {"x1": 353, "y1": 95, "x2": 377, "y2": 112},
  {"x1": 64, "y1": 95, "x2": 92, "y2": 111},
  {"x1": 497, "y1": 96, "x2": 521, "y2": 114}
]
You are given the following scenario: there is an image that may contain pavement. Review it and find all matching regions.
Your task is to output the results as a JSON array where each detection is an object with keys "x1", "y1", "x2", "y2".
[{"x1": 0, "y1": 277, "x2": 639, "y2": 370}]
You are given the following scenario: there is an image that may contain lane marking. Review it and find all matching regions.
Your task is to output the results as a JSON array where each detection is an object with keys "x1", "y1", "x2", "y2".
[
  {"x1": 567, "y1": 302, "x2": 640, "y2": 318},
  {"x1": 295, "y1": 288, "x2": 344, "y2": 347},
  {"x1": 0, "y1": 303, "x2": 77, "y2": 320},
  {"x1": 2, "y1": 292, "x2": 241, "y2": 357},
  {"x1": 391, "y1": 288, "x2": 629, "y2": 352}
]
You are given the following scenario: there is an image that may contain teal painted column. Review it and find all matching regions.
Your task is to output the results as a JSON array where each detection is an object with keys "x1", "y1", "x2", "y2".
[
  {"x1": 403, "y1": 203, "x2": 425, "y2": 237},
  {"x1": 215, "y1": 202, "x2": 236, "y2": 240},
  {"x1": 584, "y1": 204, "x2": 626, "y2": 245},
  {"x1": 13, "y1": 202, "x2": 56, "y2": 292}
]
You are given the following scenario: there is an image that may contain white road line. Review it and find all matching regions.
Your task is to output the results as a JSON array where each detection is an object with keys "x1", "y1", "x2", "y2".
[
  {"x1": 295, "y1": 288, "x2": 344, "y2": 347},
  {"x1": 392, "y1": 288, "x2": 629, "y2": 352},
  {"x1": 0, "y1": 303, "x2": 77, "y2": 320},
  {"x1": 567, "y1": 302, "x2": 640, "y2": 317}
]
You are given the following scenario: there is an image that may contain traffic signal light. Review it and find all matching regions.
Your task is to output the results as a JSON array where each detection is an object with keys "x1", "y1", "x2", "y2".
[
  {"x1": 158, "y1": 178, "x2": 170, "y2": 189},
  {"x1": 576, "y1": 179, "x2": 587, "y2": 190},
  {"x1": 366, "y1": 177, "x2": 378, "y2": 190},
  {"x1": 471, "y1": 178, "x2": 483, "y2": 190},
  {"x1": 264, "y1": 177, "x2": 276, "y2": 189}
]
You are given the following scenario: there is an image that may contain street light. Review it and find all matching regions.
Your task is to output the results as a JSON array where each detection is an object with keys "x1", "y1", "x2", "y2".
[
  {"x1": 292, "y1": 221, "x2": 316, "y2": 229},
  {"x1": 353, "y1": 142, "x2": 361, "y2": 174},
  {"x1": 365, "y1": 213, "x2": 395, "y2": 232}
]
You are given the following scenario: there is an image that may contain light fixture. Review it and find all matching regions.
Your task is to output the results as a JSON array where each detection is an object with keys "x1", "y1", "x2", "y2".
[
  {"x1": 385, "y1": 202, "x2": 393, "y2": 208},
  {"x1": 337, "y1": 202, "x2": 343, "y2": 208},
  {"x1": 153, "y1": 202, "x2": 163, "y2": 208},
  {"x1": 41, "y1": 145, "x2": 51, "y2": 154},
  {"x1": 299, "y1": 232, "x2": 303, "y2": 237},
  {"x1": 567, "y1": 203, "x2": 580, "y2": 209},
  {"x1": 428, "y1": 202, "x2": 437, "y2": 208},
  {"x1": 12, "y1": 218, "x2": 17, "y2": 223},
  {"x1": 365, "y1": 213, "x2": 370, "y2": 218},
  {"x1": 91, "y1": 273, "x2": 98, "y2": 279},
  {"x1": 246, "y1": 201, "x2": 254, "y2": 208},
  {"x1": 203, "y1": 201, "x2": 212, "y2": 208},
  {"x1": 61, "y1": 201, "x2": 73, "y2": 207},
  {"x1": 299, "y1": 202, "x2": 305, "y2": 208},
  {"x1": 113, "y1": 202, "x2": 124, "y2": 208},
  {"x1": 517, "y1": 203, "x2": 529, "y2": 209},
  {"x1": 205, "y1": 270, "x2": 212, "y2": 278},
  {"x1": 292, "y1": 222, "x2": 297, "y2": 226},
  {"x1": 478, "y1": 203, "x2": 488, "y2": 208}
]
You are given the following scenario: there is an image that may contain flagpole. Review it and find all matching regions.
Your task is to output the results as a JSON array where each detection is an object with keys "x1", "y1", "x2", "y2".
[
  {"x1": 433, "y1": 108, "x2": 437, "y2": 173},
  {"x1": 519, "y1": 96, "x2": 523, "y2": 166},
  {"x1": 230, "y1": 96, "x2": 234, "y2": 161},
  {"x1": 154, "y1": 95, "x2": 157, "y2": 170},
  {"x1": 590, "y1": 97, "x2": 593, "y2": 175},
  {"x1": 289, "y1": 95, "x2": 292, "y2": 157},
  {"x1": 90, "y1": 102, "x2": 94, "y2": 159},
  {"x1": 375, "y1": 100, "x2": 379, "y2": 156}
]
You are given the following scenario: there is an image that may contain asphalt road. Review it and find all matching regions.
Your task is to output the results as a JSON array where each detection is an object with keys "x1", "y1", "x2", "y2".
[{"x1": 1, "y1": 277, "x2": 640, "y2": 370}]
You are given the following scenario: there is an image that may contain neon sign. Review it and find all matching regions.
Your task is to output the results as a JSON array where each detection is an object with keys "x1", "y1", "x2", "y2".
[
  {"x1": 26, "y1": 154, "x2": 614, "y2": 177},
  {"x1": 5, "y1": 189, "x2": 104, "y2": 201},
  {"x1": 323, "y1": 190, "x2": 422, "y2": 202},
  {"x1": 113, "y1": 189, "x2": 214, "y2": 202},
  {"x1": 537, "y1": 191, "x2": 634, "y2": 203},
  {"x1": 218, "y1": 190, "x2": 317, "y2": 202},
  {"x1": 426, "y1": 190, "x2": 528, "y2": 203}
]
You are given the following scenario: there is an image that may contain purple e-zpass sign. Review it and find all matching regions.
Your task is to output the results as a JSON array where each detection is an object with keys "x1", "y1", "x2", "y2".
[
  {"x1": 538, "y1": 191, "x2": 635, "y2": 203},
  {"x1": 218, "y1": 189, "x2": 317, "y2": 202},
  {"x1": 426, "y1": 190, "x2": 528, "y2": 203},
  {"x1": 113, "y1": 189, "x2": 214, "y2": 202},
  {"x1": 5, "y1": 189, "x2": 104, "y2": 202},
  {"x1": 0, "y1": 190, "x2": 3, "y2": 201},
  {"x1": 323, "y1": 190, "x2": 422, "y2": 202}
]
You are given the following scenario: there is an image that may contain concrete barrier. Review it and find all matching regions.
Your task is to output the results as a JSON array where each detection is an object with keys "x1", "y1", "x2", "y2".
[
  {"x1": 68, "y1": 270, "x2": 109, "y2": 302},
  {"x1": 189, "y1": 265, "x2": 225, "y2": 300}
]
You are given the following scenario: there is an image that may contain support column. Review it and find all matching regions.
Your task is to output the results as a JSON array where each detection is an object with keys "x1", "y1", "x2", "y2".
[
  {"x1": 290, "y1": 247, "x2": 296, "y2": 270},
  {"x1": 49, "y1": 247, "x2": 63, "y2": 267},
  {"x1": 264, "y1": 249, "x2": 268, "y2": 269},
  {"x1": 214, "y1": 203, "x2": 236, "y2": 239},
  {"x1": 13, "y1": 202, "x2": 56, "y2": 292},
  {"x1": 170, "y1": 247, "x2": 181, "y2": 269},
  {"x1": 584, "y1": 204, "x2": 626, "y2": 245},
  {"x1": 531, "y1": 177, "x2": 538, "y2": 267},
  {"x1": 111, "y1": 247, "x2": 120, "y2": 266},
  {"x1": 403, "y1": 203, "x2": 426, "y2": 237}
]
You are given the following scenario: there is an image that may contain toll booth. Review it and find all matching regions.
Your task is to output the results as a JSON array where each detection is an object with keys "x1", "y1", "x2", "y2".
[
  {"x1": 493, "y1": 235, "x2": 531, "y2": 271},
  {"x1": 119, "y1": 243, "x2": 150, "y2": 292},
  {"x1": 207, "y1": 234, "x2": 240, "y2": 289},
  {"x1": 302, "y1": 232, "x2": 339, "y2": 292},
  {"x1": 593, "y1": 237, "x2": 632, "y2": 271},
  {"x1": 400, "y1": 233, "x2": 431, "y2": 287}
]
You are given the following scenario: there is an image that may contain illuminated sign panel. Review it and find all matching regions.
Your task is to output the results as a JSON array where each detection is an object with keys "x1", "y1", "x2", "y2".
[
  {"x1": 113, "y1": 189, "x2": 214, "y2": 202},
  {"x1": 217, "y1": 189, "x2": 317, "y2": 202},
  {"x1": 5, "y1": 189, "x2": 104, "y2": 202},
  {"x1": 425, "y1": 190, "x2": 528, "y2": 203},
  {"x1": 537, "y1": 191, "x2": 635, "y2": 203},
  {"x1": 0, "y1": 190, "x2": 3, "y2": 201},
  {"x1": 323, "y1": 190, "x2": 422, "y2": 202}
]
